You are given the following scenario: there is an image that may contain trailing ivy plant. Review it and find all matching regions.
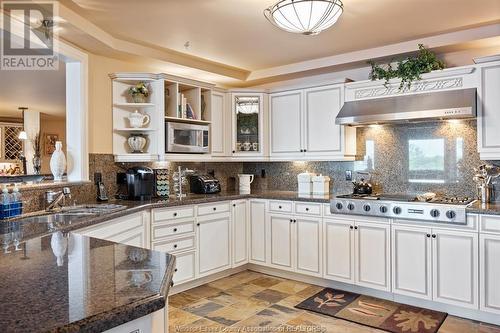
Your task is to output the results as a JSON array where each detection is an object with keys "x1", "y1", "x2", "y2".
[{"x1": 368, "y1": 44, "x2": 446, "y2": 90}]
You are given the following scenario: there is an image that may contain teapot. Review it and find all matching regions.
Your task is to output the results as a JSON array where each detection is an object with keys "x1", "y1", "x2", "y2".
[{"x1": 128, "y1": 110, "x2": 150, "y2": 128}]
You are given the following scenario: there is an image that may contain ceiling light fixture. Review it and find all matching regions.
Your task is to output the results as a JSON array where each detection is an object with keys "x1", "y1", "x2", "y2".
[{"x1": 264, "y1": 0, "x2": 343, "y2": 36}]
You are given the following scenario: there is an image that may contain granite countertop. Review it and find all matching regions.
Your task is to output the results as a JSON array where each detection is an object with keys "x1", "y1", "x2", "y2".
[
  {"x1": 7, "y1": 190, "x2": 498, "y2": 333},
  {"x1": 466, "y1": 200, "x2": 500, "y2": 215},
  {"x1": 0, "y1": 190, "x2": 329, "y2": 333},
  {"x1": 0, "y1": 227, "x2": 175, "y2": 333}
]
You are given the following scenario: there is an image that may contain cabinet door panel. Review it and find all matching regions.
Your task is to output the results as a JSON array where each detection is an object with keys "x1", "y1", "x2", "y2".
[
  {"x1": 355, "y1": 221, "x2": 391, "y2": 291},
  {"x1": 172, "y1": 251, "x2": 196, "y2": 285},
  {"x1": 324, "y1": 218, "x2": 354, "y2": 283},
  {"x1": 232, "y1": 201, "x2": 248, "y2": 266},
  {"x1": 481, "y1": 234, "x2": 500, "y2": 314},
  {"x1": 392, "y1": 225, "x2": 432, "y2": 299},
  {"x1": 270, "y1": 214, "x2": 293, "y2": 270},
  {"x1": 211, "y1": 92, "x2": 225, "y2": 156},
  {"x1": 198, "y1": 215, "x2": 231, "y2": 276},
  {"x1": 270, "y1": 91, "x2": 302, "y2": 155},
  {"x1": 296, "y1": 217, "x2": 321, "y2": 276},
  {"x1": 479, "y1": 63, "x2": 500, "y2": 157},
  {"x1": 250, "y1": 200, "x2": 267, "y2": 264},
  {"x1": 304, "y1": 86, "x2": 343, "y2": 155},
  {"x1": 432, "y1": 229, "x2": 478, "y2": 308}
]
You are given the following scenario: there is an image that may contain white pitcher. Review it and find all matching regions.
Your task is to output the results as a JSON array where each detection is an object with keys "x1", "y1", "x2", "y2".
[
  {"x1": 128, "y1": 110, "x2": 150, "y2": 128},
  {"x1": 238, "y1": 174, "x2": 254, "y2": 194}
]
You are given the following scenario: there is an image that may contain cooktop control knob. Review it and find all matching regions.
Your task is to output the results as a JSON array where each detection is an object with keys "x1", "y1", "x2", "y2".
[
  {"x1": 380, "y1": 206, "x2": 388, "y2": 213},
  {"x1": 363, "y1": 204, "x2": 371, "y2": 212},
  {"x1": 347, "y1": 203, "x2": 355, "y2": 211},
  {"x1": 446, "y1": 210, "x2": 456, "y2": 219},
  {"x1": 430, "y1": 209, "x2": 440, "y2": 218},
  {"x1": 393, "y1": 206, "x2": 402, "y2": 215},
  {"x1": 335, "y1": 202, "x2": 343, "y2": 210}
]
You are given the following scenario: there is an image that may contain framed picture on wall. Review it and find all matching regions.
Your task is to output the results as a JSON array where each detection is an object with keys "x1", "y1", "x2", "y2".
[{"x1": 44, "y1": 134, "x2": 59, "y2": 155}]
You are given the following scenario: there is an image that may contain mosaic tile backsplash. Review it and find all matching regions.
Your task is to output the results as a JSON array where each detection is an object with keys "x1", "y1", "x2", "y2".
[
  {"x1": 84, "y1": 120, "x2": 500, "y2": 205},
  {"x1": 245, "y1": 120, "x2": 500, "y2": 199}
]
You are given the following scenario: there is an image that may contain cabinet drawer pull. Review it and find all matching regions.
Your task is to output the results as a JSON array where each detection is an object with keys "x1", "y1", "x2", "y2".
[
  {"x1": 213, "y1": 207, "x2": 217, "y2": 211},
  {"x1": 426, "y1": 234, "x2": 431, "y2": 238},
  {"x1": 354, "y1": 226, "x2": 358, "y2": 230},
  {"x1": 173, "y1": 228, "x2": 178, "y2": 232},
  {"x1": 174, "y1": 268, "x2": 178, "y2": 272},
  {"x1": 350, "y1": 225, "x2": 354, "y2": 229},
  {"x1": 197, "y1": 223, "x2": 200, "y2": 227},
  {"x1": 173, "y1": 212, "x2": 177, "y2": 217},
  {"x1": 279, "y1": 205, "x2": 282, "y2": 209},
  {"x1": 432, "y1": 234, "x2": 437, "y2": 238},
  {"x1": 173, "y1": 244, "x2": 178, "y2": 249},
  {"x1": 233, "y1": 204, "x2": 236, "y2": 207},
  {"x1": 305, "y1": 208, "x2": 309, "y2": 211}
]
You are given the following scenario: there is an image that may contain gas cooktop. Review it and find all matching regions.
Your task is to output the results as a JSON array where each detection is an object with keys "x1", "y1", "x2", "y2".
[{"x1": 331, "y1": 193, "x2": 475, "y2": 224}]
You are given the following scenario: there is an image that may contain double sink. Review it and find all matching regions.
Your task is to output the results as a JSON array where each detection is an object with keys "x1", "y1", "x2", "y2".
[{"x1": 19, "y1": 204, "x2": 127, "y2": 224}]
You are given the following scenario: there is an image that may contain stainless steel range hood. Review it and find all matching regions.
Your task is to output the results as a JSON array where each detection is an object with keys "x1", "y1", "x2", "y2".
[{"x1": 336, "y1": 88, "x2": 477, "y2": 126}]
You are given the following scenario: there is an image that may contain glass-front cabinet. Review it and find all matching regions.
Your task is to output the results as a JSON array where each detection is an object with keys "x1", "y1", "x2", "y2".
[{"x1": 231, "y1": 93, "x2": 264, "y2": 157}]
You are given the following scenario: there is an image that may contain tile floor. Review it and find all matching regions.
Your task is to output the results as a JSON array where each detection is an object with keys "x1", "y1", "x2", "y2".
[{"x1": 168, "y1": 270, "x2": 500, "y2": 333}]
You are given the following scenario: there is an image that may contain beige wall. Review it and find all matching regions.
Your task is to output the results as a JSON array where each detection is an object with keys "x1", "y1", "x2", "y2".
[
  {"x1": 39, "y1": 115, "x2": 66, "y2": 174},
  {"x1": 88, "y1": 54, "x2": 163, "y2": 154}
]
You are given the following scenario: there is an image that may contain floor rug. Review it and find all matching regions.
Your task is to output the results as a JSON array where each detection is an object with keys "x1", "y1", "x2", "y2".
[{"x1": 295, "y1": 288, "x2": 447, "y2": 333}]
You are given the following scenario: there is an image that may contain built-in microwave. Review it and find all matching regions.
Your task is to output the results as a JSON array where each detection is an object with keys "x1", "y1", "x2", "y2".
[{"x1": 165, "y1": 122, "x2": 209, "y2": 153}]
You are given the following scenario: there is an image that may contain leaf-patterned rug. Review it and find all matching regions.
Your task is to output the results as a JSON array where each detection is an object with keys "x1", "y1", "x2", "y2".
[{"x1": 295, "y1": 288, "x2": 447, "y2": 333}]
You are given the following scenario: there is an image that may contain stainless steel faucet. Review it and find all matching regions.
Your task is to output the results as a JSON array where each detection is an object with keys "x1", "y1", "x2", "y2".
[{"x1": 45, "y1": 187, "x2": 71, "y2": 211}]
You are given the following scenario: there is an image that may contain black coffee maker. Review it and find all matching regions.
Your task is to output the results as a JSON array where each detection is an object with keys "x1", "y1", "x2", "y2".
[{"x1": 124, "y1": 167, "x2": 154, "y2": 200}]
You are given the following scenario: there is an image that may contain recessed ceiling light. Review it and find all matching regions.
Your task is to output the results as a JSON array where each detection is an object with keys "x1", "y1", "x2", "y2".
[{"x1": 264, "y1": 0, "x2": 343, "y2": 36}]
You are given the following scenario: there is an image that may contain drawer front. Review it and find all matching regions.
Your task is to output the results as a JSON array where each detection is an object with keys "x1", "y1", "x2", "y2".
[
  {"x1": 324, "y1": 204, "x2": 334, "y2": 216},
  {"x1": 481, "y1": 214, "x2": 500, "y2": 234},
  {"x1": 269, "y1": 201, "x2": 293, "y2": 213},
  {"x1": 152, "y1": 236, "x2": 195, "y2": 253},
  {"x1": 153, "y1": 206, "x2": 194, "y2": 222},
  {"x1": 197, "y1": 202, "x2": 230, "y2": 216},
  {"x1": 152, "y1": 220, "x2": 194, "y2": 241},
  {"x1": 172, "y1": 251, "x2": 196, "y2": 285},
  {"x1": 295, "y1": 202, "x2": 322, "y2": 216},
  {"x1": 78, "y1": 212, "x2": 144, "y2": 238}
]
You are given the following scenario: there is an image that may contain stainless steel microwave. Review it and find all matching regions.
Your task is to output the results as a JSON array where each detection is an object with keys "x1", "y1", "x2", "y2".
[{"x1": 165, "y1": 122, "x2": 209, "y2": 153}]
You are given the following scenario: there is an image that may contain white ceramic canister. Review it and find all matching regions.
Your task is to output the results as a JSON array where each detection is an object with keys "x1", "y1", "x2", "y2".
[
  {"x1": 312, "y1": 174, "x2": 331, "y2": 195},
  {"x1": 297, "y1": 171, "x2": 315, "y2": 194},
  {"x1": 238, "y1": 174, "x2": 254, "y2": 194}
]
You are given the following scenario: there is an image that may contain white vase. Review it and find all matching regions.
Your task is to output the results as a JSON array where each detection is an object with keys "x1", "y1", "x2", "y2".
[{"x1": 50, "y1": 141, "x2": 66, "y2": 181}]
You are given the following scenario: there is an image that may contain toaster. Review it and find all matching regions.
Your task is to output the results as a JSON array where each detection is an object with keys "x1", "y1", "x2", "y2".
[{"x1": 189, "y1": 175, "x2": 221, "y2": 194}]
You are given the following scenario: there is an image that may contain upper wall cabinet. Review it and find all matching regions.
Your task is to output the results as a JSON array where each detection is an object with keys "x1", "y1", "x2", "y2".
[
  {"x1": 477, "y1": 60, "x2": 500, "y2": 160},
  {"x1": 269, "y1": 84, "x2": 356, "y2": 161},
  {"x1": 209, "y1": 91, "x2": 226, "y2": 157},
  {"x1": 231, "y1": 93, "x2": 266, "y2": 158}
]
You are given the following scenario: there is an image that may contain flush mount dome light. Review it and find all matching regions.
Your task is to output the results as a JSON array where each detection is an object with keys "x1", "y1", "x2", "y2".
[{"x1": 264, "y1": 0, "x2": 343, "y2": 35}]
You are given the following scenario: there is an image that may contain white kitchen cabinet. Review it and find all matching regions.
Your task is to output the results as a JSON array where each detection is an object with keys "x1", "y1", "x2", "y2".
[
  {"x1": 323, "y1": 216, "x2": 390, "y2": 291},
  {"x1": 171, "y1": 251, "x2": 196, "y2": 285},
  {"x1": 232, "y1": 200, "x2": 248, "y2": 267},
  {"x1": 210, "y1": 91, "x2": 226, "y2": 156},
  {"x1": 295, "y1": 216, "x2": 322, "y2": 277},
  {"x1": 197, "y1": 213, "x2": 231, "y2": 277},
  {"x1": 269, "y1": 214, "x2": 294, "y2": 270},
  {"x1": 75, "y1": 211, "x2": 150, "y2": 249},
  {"x1": 304, "y1": 85, "x2": 355, "y2": 158},
  {"x1": 269, "y1": 90, "x2": 303, "y2": 157},
  {"x1": 432, "y1": 229, "x2": 478, "y2": 309},
  {"x1": 478, "y1": 61, "x2": 500, "y2": 160},
  {"x1": 355, "y1": 221, "x2": 391, "y2": 292},
  {"x1": 249, "y1": 199, "x2": 267, "y2": 264},
  {"x1": 269, "y1": 84, "x2": 355, "y2": 160},
  {"x1": 323, "y1": 217, "x2": 354, "y2": 283},
  {"x1": 392, "y1": 225, "x2": 432, "y2": 299},
  {"x1": 231, "y1": 92, "x2": 266, "y2": 157},
  {"x1": 480, "y1": 233, "x2": 500, "y2": 314}
]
